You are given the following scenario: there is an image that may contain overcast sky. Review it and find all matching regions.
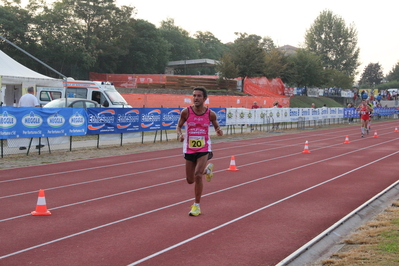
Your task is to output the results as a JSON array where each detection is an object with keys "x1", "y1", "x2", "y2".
[{"x1": 119, "y1": 0, "x2": 398, "y2": 80}]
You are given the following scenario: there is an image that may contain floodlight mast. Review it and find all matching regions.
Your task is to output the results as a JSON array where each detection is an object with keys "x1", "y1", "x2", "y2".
[{"x1": 0, "y1": 35, "x2": 68, "y2": 105}]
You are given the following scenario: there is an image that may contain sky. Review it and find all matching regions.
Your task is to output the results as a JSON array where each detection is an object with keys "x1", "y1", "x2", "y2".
[{"x1": 117, "y1": 0, "x2": 399, "y2": 80}]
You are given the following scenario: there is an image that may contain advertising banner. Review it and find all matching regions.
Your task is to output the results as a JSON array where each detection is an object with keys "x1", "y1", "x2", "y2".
[
  {"x1": 0, "y1": 107, "x2": 87, "y2": 139},
  {"x1": 86, "y1": 108, "x2": 141, "y2": 134}
]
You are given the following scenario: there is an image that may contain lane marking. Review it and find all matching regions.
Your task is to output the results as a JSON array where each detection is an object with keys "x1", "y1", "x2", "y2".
[
  {"x1": 0, "y1": 124, "x2": 362, "y2": 184},
  {"x1": 1, "y1": 149, "x2": 397, "y2": 260},
  {"x1": 127, "y1": 151, "x2": 399, "y2": 266},
  {"x1": 1, "y1": 137, "x2": 396, "y2": 222}
]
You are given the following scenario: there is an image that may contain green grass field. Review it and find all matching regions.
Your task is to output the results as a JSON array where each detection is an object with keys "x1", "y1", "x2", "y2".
[{"x1": 289, "y1": 95, "x2": 345, "y2": 108}]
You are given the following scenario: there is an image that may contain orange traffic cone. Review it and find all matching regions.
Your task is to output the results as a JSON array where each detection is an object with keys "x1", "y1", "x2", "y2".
[
  {"x1": 373, "y1": 131, "x2": 378, "y2": 138},
  {"x1": 343, "y1": 135, "x2": 350, "y2": 144},
  {"x1": 395, "y1": 127, "x2": 398, "y2": 133},
  {"x1": 226, "y1": 156, "x2": 239, "y2": 171},
  {"x1": 32, "y1": 189, "x2": 51, "y2": 216},
  {"x1": 302, "y1": 141, "x2": 310, "y2": 153}
]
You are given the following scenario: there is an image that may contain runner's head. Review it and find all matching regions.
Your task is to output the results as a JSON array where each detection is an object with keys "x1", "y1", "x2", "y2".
[{"x1": 193, "y1": 87, "x2": 208, "y2": 99}]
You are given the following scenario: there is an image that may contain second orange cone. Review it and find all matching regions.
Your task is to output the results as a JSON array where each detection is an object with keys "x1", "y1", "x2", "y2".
[
  {"x1": 344, "y1": 135, "x2": 350, "y2": 144},
  {"x1": 227, "y1": 156, "x2": 239, "y2": 171},
  {"x1": 302, "y1": 141, "x2": 310, "y2": 153},
  {"x1": 32, "y1": 189, "x2": 51, "y2": 216}
]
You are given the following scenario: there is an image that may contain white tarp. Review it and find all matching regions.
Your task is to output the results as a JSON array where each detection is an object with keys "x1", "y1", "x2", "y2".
[{"x1": 0, "y1": 50, "x2": 63, "y2": 87}]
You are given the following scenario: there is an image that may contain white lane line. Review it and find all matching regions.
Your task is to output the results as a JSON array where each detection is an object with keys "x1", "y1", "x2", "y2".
[
  {"x1": 127, "y1": 151, "x2": 399, "y2": 266},
  {"x1": 0, "y1": 129, "x2": 367, "y2": 200},
  {"x1": 1, "y1": 147, "x2": 397, "y2": 260},
  {"x1": 0, "y1": 125, "x2": 355, "y2": 184},
  {"x1": 1, "y1": 137, "x2": 395, "y2": 222}
]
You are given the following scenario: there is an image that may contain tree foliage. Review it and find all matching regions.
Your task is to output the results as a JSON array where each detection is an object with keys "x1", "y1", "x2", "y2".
[
  {"x1": 305, "y1": 10, "x2": 360, "y2": 77},
  {"x1": 159, "y1": 18, "x2": 198, "y2": 62},
  {"x1": 194, "y1": 31, "x2": 226, "y2": 60},
  {"x1": 2, "y1": 1, "x2": 389, "y2": 91},
  {"x1": 263, "y1": 48, "x2": 289, "y2": 80},
  {"x1": 117, "y1": 19, "x2": 170, "y2": 74},
  {"x1": 285, "y1": 49, "x2": 324, "y2": 87},
  {"x1": 229, "y1": 33, "x2": 266, "y2": 79},
  {"x1": 386, "y1": 61, "x2": 399, "y2": 82},
  {"x1": 359, "y1": 63, "x2": 384, "y2": 86},
  {"x1": 216, "y1": 52, "x2": 238, "y2": 79}
]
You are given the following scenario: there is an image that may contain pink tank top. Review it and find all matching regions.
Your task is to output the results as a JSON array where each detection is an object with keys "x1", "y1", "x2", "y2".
[{"x1": 183, "y1": 106, "x2": 211, "y2": 154}]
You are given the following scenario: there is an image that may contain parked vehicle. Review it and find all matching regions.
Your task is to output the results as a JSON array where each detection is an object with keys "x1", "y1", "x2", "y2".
[
  {"x1": 36, "y1": 80, "x2": 131, "y2": 108},
  {"x1": 43, "y1": 98, "x2": 100, "y2": 110}
]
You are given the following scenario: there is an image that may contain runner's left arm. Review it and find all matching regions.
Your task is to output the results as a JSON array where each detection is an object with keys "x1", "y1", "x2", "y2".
[{"x1": 210, "y1": 111, "x2": 223, "y2": 136}]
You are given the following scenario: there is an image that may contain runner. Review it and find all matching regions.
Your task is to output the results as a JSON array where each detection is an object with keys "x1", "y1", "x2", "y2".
[
  {"x1": 356, "y1": 100, "x2": 373, "y2": 137},
  {"x1": 366, "y1": 99, "x2": 374, "y2": 130},
  {"x1": 176, "y1": 87, "x2": 223, "y2": 216}
]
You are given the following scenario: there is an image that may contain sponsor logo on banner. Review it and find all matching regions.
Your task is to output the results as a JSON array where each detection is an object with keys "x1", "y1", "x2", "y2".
[
  {"x1": 70, "y1": 112, "x2": 86, "y2": 127},
  {"x1": 0, "y1": 111, "x2": 17, "y2": 129},
  {"x1": 162, "y1": 109, "x2": 180, "y2": 127},
  {"x1": 47, "y1": 113, "x2": 66, "y2": 128},
  {"x1": 215, "y1": 108, "x2": 226, "y2": 126},
  {"x1": 22, "y1": 111, "x2": 43, "y2": 128},
  {"x1": 141, "y1": 109, "x2": 161, "y2": 129},
  {"x1": 117, "y1": 109, "x2": 140, "y2": 129},
  {"x1": 88, "y1": 110, "x2": 115, "y2": 130}
]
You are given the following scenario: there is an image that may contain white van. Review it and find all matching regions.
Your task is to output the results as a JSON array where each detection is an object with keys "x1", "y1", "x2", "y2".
[{"x1": 36, "y1": 80, "x2": 131, "y2": 108}]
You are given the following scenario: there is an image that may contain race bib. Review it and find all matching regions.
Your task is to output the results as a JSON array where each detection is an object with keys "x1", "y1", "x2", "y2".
[{"x1": 189, "y1": 136, "x2": 205, "y2": 149}]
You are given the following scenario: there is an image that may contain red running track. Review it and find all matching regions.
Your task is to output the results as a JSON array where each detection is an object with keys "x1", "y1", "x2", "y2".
[{"x1": 1, "y1": 120, "x2": 399, "y2": 266}]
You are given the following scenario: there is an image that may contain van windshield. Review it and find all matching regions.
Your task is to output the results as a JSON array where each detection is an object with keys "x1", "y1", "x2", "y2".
[{"x1": 104, "y1": 90, "x2": 129, "y2": 105}]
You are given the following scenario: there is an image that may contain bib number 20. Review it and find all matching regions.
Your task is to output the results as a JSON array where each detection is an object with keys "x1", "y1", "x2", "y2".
[{"x1": 189, "y1": 136, "x2": 205, "y2": 148}]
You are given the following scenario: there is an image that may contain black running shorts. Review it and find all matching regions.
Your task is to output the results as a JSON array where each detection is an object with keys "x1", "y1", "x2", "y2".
[{"x1": 184, "y1": 152, "x2": 213, "y2": 162}]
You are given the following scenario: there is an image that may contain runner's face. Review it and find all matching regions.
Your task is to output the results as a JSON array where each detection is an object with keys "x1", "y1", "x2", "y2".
[{"x1": 192, "y1": 90, "x2": 205, "y2": 107}]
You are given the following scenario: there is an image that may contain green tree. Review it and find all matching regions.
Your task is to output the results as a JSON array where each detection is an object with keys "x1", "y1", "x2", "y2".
[
  {"x1": 305, "y1": 10, "x2": 360, "y2": 77},
  {"x1": 24, "y1": 0, "x2": 135, "y2": 78},
  {"x1": 118, "y1": 19, "x2": 170, "y2": 74},
  {"x1": 194, "y1": 31, "x2": 227, "y2": 59},
  {"x1": 286, "y1": 49, "x2": 324, "y2": 87},
  {"x1": 216, "y1": 52, "x2": 238, "y2": 79},
  {"x1": 260, "y1": 36, "x2": 276, "y2": 52},
  {"x1": 359, "y1": 62, "x2": 384, "y2": 86},
  {"x1": 323, "y1": 69, "x2": 354, "y2": 89},
  {"x1": 386, "y1": 61, "x2": 399, "y2": 82},
  {"x1": 159, "y1": 18, "x2": 198, "y2": 63},
  {"x1": 229, "y1": 33, "x2": 266, "y2": 78},
  {"x1": 263, "y1": 48, "x2": 289, "y2": 80},
  {"x1": 0, "y1": 1, "x2": 36, "y2": 66}
]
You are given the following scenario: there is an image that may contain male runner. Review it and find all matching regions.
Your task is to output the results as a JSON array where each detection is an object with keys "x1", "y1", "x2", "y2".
[{"x1": 176, "y1": 87, "x2": 223, "y2": 216}]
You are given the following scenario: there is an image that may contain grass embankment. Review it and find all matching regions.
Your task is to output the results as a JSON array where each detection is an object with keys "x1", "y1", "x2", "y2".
[
  {"x1": 321, "y1": 200, "x2": 399, "y2": 265},
  {"x1": 289, "y1": 95, "x2": 345, "y2": 108},
  {"x1": 287, "y1": 96, "x2": 399, "y2": 265}
]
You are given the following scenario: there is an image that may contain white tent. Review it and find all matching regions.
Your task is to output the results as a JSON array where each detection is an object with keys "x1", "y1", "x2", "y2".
[
  {"x1": 0, "y1": 50, "x2": 63, "y2": 106},
  {"x1": 0, "y1": 50, "x2": 63, "y2": 87}
]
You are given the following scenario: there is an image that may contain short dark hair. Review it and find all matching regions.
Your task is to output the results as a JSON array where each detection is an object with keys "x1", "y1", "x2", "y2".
[
  {"x1": 193, "y1": 87, "x2": 207, "y2": 98},
  {"x1": 27, "y1": 87, "x2": 34, "y2": 93}
]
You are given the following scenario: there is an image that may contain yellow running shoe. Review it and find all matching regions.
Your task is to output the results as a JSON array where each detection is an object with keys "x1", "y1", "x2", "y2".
[
  {"x1": 205, "y1": 163, "x2": 214, "y2": 182},
  {"x1": 189, "y1": 205, "x2": 201, "y2": 216}
]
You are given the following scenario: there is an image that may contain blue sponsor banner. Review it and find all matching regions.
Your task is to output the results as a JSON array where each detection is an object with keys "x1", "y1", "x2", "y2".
[
  {"x1": 140, "y1": 108, "x2": 163, "y2": 132},
  {"x1": 0, "y1": 107, "x2": 87, "y2": 139},
  {"x1": 374, "y1": 107, "x2": 397, "y2": 116},
  {"x1": 161, "y1": 108, "x2": 182, "y2": 130},
  {"x1": 86, "y1": 108, "x2": 142, "y2": 134},
  {"x1": 212, "y1": 108, "x2": 226, "y2": 127},
  {"x1": 343, "y1": 108, "x2": 358, "y2": 118}
]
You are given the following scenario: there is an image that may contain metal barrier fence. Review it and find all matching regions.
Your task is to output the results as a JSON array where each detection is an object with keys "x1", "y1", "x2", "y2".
[{"x1": 1, "y1": 114, "x2": 396, "y2": 158}]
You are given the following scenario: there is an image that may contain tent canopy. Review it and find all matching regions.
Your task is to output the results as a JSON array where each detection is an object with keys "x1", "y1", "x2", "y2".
[{"x1": 0, "y1": 50, "x2": 63, "y2": 87}]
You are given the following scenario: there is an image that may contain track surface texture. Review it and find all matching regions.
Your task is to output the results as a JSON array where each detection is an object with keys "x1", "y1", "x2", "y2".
[{"x1": 1, "y1": 121, "x2": 398, "y2": 266}]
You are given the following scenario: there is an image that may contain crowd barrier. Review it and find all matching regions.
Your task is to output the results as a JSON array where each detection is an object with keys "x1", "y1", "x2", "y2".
[{"x1": 1, "y1": 106, "x2": 398, "y2": 157}]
